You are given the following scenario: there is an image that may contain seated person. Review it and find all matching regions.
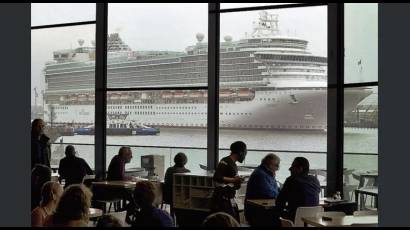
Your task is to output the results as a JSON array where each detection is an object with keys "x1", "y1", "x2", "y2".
[
  {"x1": 244, "y1": 153, "x2": 281, "y2": 226},
  {"x1": 58, "y1": 145, "x2": 94, "y2": 188},
  {"x1": 31, "y1": 181, "x2": 64, "y2": 227},
  {"x1": 96, "y1": 215, "x2": 123, "y2": 227},
  {"x1": 44, "y1": 184, "x2": 93, "y2": 227},
  {"x1": 131, "y1": 181, "x2": 174, "y2": 227},
  {"x1": 163, "y1": 152, "x2": 191, "y2": 217},
  {"x1": 107, "y1": 146, "x2": 134, "y2": 181},
  {"x1": 31, "y1": 164, "x2": 52, "y2": 211},
  {"x1": 275, "y1": 157, "x2": 321, "y2": 222},
  {"x1": 202, "y1": 212, "x2": 240, "y2": 227}
]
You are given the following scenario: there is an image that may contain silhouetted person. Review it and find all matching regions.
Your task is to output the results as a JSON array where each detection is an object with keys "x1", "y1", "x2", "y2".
[
  {"x1": 211, "y1": 141, "x2": 247, "y2": 223},
  {"x1": 245, "y1": 153, "x2": 281, "y2": 226},
  {"x1": 164, "y1": 152, "x2": 191, "y2": 218},
  {"x1": 31, "y1": 119, "x2": 51, "y2": 169},
  {"x1": 58, "y1": 145, "x2": 93, "y2": 188},
  {"x1": 107, "y1": 146, "x2": 134, "y2": 181},
  {"x1": 31, "y1": 164, "x2": 52, "y2": 211},
  {"x1": 131, "y1": 181, "x2": 174, "y2": 227},
  {"x1": 275, "y1": 157, "x2": 321, "y2": 222}
]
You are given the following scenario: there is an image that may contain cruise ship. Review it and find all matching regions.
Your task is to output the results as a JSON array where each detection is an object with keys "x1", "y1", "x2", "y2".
[{"x1": 43, "y1": 11, "x2": 372, "y2": 130}]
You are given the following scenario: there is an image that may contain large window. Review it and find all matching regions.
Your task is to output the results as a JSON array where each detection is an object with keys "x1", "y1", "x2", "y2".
[
  {"x1": 106, "y1": 3, "x2": 208, "y2": 175},
  {"x1": 31, "y1": 4, "x2": 378, "y2": 199},
  {"x1": 31, "y1": 4, "x2": 96, "y2": 169},
  {"x1": 343, "y1": 3, "x2": 378, "y2": 210},
  {"x1": 218, "y1": 5, "x2": 328, "y2": 185}
]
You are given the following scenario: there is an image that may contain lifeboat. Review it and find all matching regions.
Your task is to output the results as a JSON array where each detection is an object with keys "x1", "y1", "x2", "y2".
[
  {"x1": 189, "y1": 91, "x2": 202, "y2": 98},
  {"x1": 78, "y1": 95, "x2": 87, "y2": 102},
  {"x1": 220, "y1": 89, "x2": 234, "y2": 98},
  {"x1": 162, "y1": 91, "x2": 173, "y2": 99},
  {"x1": 110, "y1": 93, "x2": 120, "y2": 100},
  {"x1": 174, "y1": 91, "x2": 185, "y2": 98},
  {"x1": 88, "y1": 94, "x2": 95, "y2": 101},
  {"x1": 120, "y1": 94, "x2": 129, "y2": 100},
  {"x1": 238, "y1": 88, "x2": 254, "y2": 97},
  {"x1": 69, "y1": 95, "x2": 78, "y2": 102}
]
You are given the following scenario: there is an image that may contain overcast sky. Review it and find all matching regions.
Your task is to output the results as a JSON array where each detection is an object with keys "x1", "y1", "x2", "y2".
[{"x1": 31, "y1": 3, "x2": 328, "y2": 105}]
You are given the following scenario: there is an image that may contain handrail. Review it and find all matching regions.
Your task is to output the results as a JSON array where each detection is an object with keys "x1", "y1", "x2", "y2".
[{"x1": 51, "y1": 142, "x2": 378, "y2": 156}]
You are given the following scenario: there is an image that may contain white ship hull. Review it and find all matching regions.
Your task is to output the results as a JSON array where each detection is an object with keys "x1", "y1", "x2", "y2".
[{"x1": 44, "y1": 87, "x2": 371, "y2": 130}]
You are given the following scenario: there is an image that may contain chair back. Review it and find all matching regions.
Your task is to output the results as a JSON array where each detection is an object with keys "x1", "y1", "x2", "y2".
[
  {"x1": 280, "y1": 218, "x2": 294, "y2": 227},
  {"x1": 294, "y1": 206, "x2": 324, "y2": 227}
]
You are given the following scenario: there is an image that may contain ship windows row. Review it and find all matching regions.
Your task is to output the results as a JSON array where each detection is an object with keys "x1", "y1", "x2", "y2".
[
  {"x1": 157, "y1": 106, "x2": 198, "y2": 110},
  {"x1": 54, "y1": 106, "x2": 69, "y2": 110},
  {"x1": 108, "y1": 105, "x2": 154, "y2": 110},
  {"x1": 219, "y1": 112, "x2": 252, "y2": 116},
  {"x1": 259, "y1": 98, "x2": 277, "y2": 102}
]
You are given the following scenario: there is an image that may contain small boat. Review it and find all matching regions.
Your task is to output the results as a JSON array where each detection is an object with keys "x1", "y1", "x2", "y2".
[{"x1": 74, "y1": 123, "x2": 160, "y2": 136}]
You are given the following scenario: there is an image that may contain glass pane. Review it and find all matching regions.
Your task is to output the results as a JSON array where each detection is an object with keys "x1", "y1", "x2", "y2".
[
  {"x1": 31, "y1": 3, "x2": 96, "y2": 26},
  {"x1": 218, "y1": 6, "x2": 328, "y2": 175},
  {"x1": 343, "y1": 86, "x2": 378, "y2": 207},
  {"x1": 31, "y1": 25, "x2": 96, "y2": 167},
  {"x1": 221, "y1": 3, "x2": 298, "y2": 9},
  {"x1": 107, "y1": 3, "x2": 208, "y2": 88},
  {"x1": 344, "y1": 86, "x2": 378, "y2": 153},
  {"x1": 105, "y1": 90, "x2": 207, "y2": 177},
  {"x1": 344, "y1": 3, "x2": 378, "y2": 83}
]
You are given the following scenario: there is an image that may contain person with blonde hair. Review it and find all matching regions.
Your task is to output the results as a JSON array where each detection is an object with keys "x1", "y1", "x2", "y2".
[
  {"x1": 31, "y1": 181, "x2": 63, "y2": 227},
  {"x1": 202, "y1": 212, "x2": 240, "y2": 227},
  {"x1": 44, "y1": 184, "x2": 93, "y2": 227}
]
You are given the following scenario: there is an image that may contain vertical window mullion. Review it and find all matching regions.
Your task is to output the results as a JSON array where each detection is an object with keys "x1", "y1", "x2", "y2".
[
  {"x1": 207, "y1": 3, "x2": 220, "y2": 170},
  {"x1": 95, "y1": 3, "x2": 108, "y2": 180}
]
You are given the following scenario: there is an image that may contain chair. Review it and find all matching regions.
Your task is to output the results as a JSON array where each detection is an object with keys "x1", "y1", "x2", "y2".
[
  {"x1": 107, "y1": 211, "x2": 128, "y2": 226},
  {"x1": 294, "y1": 206, "x2": 324, "y2": 227},
  {"x1": 199, "y1": 164, "x2": 208, "y2": 170},
  {"x1": 353, "y1": 210, "x2": 378, "y2": 216},
  {"x1": 316, "y1": 211, "x2": 346, "y2": 218},
  {"x1": 280, "y1": 218, "x2": 294, "y2": 227}
]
